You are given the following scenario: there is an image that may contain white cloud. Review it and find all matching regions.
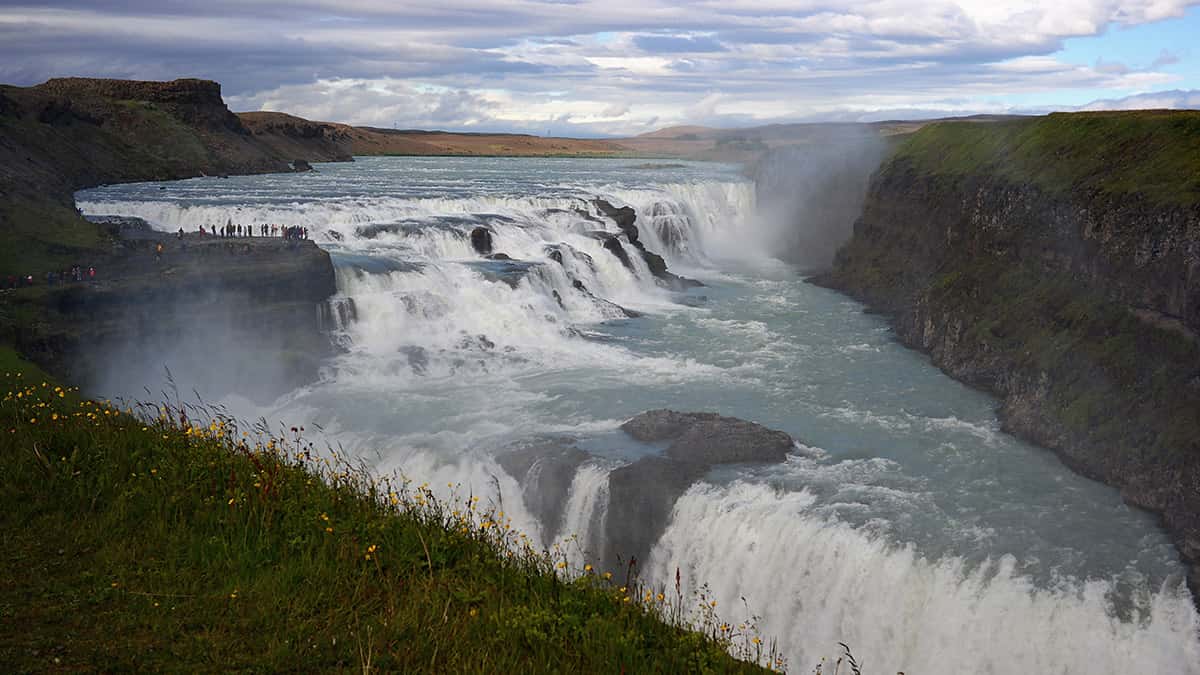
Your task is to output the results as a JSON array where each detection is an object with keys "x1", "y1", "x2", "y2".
[{"x1": 1, "y1": 0, "x2": 1198, "y2": 134}]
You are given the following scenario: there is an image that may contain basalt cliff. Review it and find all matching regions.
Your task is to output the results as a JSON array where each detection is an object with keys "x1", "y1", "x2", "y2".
[
  {"x1": 816, "y1": 111, "x2": 1200, "y2": 597},
  {"x1": 0, "y1": 78, "x2": 347, "y2": 397}
]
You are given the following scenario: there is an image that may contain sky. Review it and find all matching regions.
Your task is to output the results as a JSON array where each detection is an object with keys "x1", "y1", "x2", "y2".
[{"x1": 1, "y1": 1, "x2": 1199, "y2": 137}]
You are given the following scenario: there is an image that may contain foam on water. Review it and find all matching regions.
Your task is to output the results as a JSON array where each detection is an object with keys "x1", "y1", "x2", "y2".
[
  {"x1": 645, "y1": 481, "x2": 1200, "y2": 674},
  {"x1": 77, "y1": 157, "x2": 1200, "y2": 672}
]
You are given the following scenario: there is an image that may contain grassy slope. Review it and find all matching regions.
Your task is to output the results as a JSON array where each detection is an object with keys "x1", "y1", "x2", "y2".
[
  {"x1": 0, "y1": 347, "x2": 780, "y2": 673},
  {"x1": 892, "y1": 111, "x2": 1200, "y2": 206}
]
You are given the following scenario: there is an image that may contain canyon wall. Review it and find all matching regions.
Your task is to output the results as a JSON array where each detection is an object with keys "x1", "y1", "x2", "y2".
[{"x1": 816, "y1": 111, "x2": 1200, "y2": 597}]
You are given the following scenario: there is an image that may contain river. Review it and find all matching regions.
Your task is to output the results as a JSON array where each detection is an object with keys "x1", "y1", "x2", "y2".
[{"x1": 77, "y1": 156, "x2": 1200, "y2": 673}]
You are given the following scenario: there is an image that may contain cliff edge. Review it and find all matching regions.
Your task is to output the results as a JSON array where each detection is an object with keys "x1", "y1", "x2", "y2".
[
  {"x1": 0, "y1": 78, "x2": 348, "y2": 397},
  {"x1": 817, "y1": 111, "x2": 1200, "y2": 598}
]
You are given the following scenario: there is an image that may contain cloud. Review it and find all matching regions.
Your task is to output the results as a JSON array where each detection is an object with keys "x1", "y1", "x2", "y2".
[
  {"x1": 1078, "y1": 88, "x2": 1200, "y2": 110},
  {"x1": 1151, "y1": 48, "x2": 1181, "y2": 68},
  {"x1": 634, "y1": 33, "x2": 726, "y2": 53},
  {"x1": 0, "y1": 1, "x2": 1197, "y2": 135}
]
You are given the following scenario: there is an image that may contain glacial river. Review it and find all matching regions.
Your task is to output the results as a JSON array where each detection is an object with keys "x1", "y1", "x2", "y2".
[{"x1": 78, "y1": 157, "x2": 1200, "y2": 673}]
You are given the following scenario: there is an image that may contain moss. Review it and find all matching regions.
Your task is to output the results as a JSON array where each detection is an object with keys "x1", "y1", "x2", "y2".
[
  {"x1": 920, "y1": 259, "x2": 1200, "y2": 464},
  {"x1": 891, "y1": 111, "x2": 1200, "y2": 206}
]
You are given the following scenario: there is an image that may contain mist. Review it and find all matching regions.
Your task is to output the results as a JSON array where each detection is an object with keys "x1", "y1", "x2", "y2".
[
  {"x1": 748, "y1": 128, "x2": 889, "y2": 271},
  {"x1": 79, "y1": 282, "x2": 330, "y2": 410}
]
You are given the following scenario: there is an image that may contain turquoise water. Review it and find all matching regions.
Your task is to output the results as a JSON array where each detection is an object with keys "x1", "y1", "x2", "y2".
[{"x1": 78, "y1": 157, "x2": 1200, "y2": 673}]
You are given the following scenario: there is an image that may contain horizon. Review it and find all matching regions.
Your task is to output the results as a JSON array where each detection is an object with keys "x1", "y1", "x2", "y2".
[{"x1": 2, "y1": 1, "x2": 1199, "y2": 138}]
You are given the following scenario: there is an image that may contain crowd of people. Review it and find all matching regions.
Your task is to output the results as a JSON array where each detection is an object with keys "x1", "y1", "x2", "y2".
[
  {"x1": 4, "y1": 265, "x2": 96, "y2": 289},
  {"x1": 188, "y1": 222, "x2": 309, "y2": 240},
  {"x1": 4, "y1": 221, "x2": 313, "y2": 292}
]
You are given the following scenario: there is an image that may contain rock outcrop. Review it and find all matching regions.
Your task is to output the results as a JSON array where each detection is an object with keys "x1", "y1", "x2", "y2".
[
  {"x1": 816, "y1": 112, "x2": 1200, "y2": 601},
  {"x1": 497, "y1": 411, "x2": 796, "y2": 575},
  {"x1": 604, "y1": 410, "x2": 795, "y2": 571},
  {"x1": 592, "y1": 199, "x2": 702, "y2": 290},
  {"x1": 5, "y1": 230, "x2": 337, "y2": 401},
  {"x1": 605, "y1": 457, "x2": 708, "y2": 574},
  {"x1": 0, "y1": 78, "x2": 349, "y2": 398},
  {"x1": 622, "y1": 409, "x2": 794, "y2": 464}
]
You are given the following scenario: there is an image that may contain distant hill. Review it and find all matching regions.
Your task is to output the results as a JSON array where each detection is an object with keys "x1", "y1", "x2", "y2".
[{"x1": 240, "y1": 111, "x2": 632, "y2": 158}]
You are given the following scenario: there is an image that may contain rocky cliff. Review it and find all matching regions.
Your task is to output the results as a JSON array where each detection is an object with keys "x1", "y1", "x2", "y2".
[
  {"x1": 817, "y1": 111, "x2": 1200, "y2": 599},
  {"x1": 0, "y1": 78, "x2": 348, "y2": 398}
]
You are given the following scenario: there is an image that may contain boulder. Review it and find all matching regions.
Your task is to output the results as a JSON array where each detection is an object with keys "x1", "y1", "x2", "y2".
[
  {"x1": 470, "y1": 226, "x2": 493, "y2": 255},
  {"x1": 621, "y1": 409, "x2": 794, "y2": 464},
  {"x1": 293, "y1": 159, "x2": 313, "y2": 172}
]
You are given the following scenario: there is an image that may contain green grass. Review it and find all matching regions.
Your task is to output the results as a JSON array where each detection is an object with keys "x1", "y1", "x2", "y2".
[
  {"x1": 0, "y1": 349, "x2": 784, "y2": 673},
  {"x1": 0, "y1": 195, "x2": 108, "y2": 279},
  {"x1": 892, "y1": 111, "x2": 1200, "y2": 206}
]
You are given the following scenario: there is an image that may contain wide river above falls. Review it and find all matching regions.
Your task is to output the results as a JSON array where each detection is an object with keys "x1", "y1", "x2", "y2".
[{"x1": 78, "y1": 156, "x2": 1200, "y2": 673}]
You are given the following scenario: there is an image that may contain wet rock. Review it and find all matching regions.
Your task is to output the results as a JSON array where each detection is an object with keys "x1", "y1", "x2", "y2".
[
  {"x1": 593, "y1": 199, "x2": 639, "y2": 243},
  {"x1": 470, "y1": 226, "x2": 493, "y2": 255},
  {"x1": 464, "y1": 259, "x2": 540, "y2": 288},
  {"x1": 485, "y1": 252, "x2": 513, "y2": 261},
  {"x1": 496, "y1": 437, "x2": 590, "y2": 539},
  {"x1": 602, "y1": 237, "x2": 635, "y2": 271},
  {"x1": 293, "y1": 159, "x2": 313, "y2": 172},
  {"x1": 604, "y1": 456, "x2": 707, "y2": 573},
  {"x1": 621, "y1": 409, "x2": 794, "y2": 464},
  {"x1": 547, "y1": 248, "x2": 564, "y2": 265}
]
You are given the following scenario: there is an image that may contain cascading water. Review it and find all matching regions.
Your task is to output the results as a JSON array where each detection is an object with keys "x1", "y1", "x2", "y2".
[{"x1": 77, "y1": 156, "x2": 1200, "y2": 673}]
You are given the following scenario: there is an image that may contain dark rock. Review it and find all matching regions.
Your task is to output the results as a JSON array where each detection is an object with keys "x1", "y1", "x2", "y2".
[
  {"x1": 668, "y1": 420, "x2": 793, "y2": 464},
  {"x1": 605, "y1": 456, "x2": 707, "y2": 573},
  {"x1": 621, "y1": 409, "x2": 794, "y2": 464},
  {"x1": 497, "y1": 437, "x2": 590, "y2": 540},
  {"x1": 572, "y1": 278, "x2": 587, "y2": 292},
  {"x1": 293, "y1": 159, "x2": 313, "y2": 172},
  {"x1": 485, "y1": 253, "x2": 513, "y2": 261},
  {"x1": 622, "y1": 409, "x2": 720, "y2": 442},
  {"x1": 593, "y1": 198, "x2": 639, "y2": 243},
  {"x1": 552, "y1": 289, "x2": 565, "y2": 309},
  {"x1": 547, "y1": 248, "x2": 564, "y2": 265},
  {"x1": 470, "y1": 226, "x2": 493, "y2": 255},
  {"x1": 602, "y1": 237, "x2": 635, "y2": 271}
]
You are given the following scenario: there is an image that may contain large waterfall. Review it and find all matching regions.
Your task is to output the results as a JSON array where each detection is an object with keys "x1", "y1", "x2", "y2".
[{"x1": 77, "y1": 156, "x2": 1200, "y2": 673}]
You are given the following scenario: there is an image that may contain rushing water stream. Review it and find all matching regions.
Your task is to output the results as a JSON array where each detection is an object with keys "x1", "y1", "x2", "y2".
[{"x1": 78, "y1": 157, "x2": 1200, "y2": 673}]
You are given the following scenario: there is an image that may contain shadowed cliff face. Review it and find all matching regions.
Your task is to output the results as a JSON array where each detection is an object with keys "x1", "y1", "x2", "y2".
[
  {"x1": 817, "y1": 121, "x2": 1200, "y2": 601},
  {"x1": 4, "y1": 227, "x2": 338, "y2": 402}
]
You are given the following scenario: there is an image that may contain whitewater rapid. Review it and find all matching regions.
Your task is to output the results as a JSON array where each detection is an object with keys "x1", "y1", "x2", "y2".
[{"x1": 77, "y1": 156, "x2": 1200, "y2": 673}]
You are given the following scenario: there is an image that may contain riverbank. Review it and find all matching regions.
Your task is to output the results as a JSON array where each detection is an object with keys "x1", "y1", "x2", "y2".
[
  {"x1": 0, "y1": 347, "x2": 780, "y2": 672},
  {"x1": 815, "y1": 110, "x2": 1200, "y2": 600}
]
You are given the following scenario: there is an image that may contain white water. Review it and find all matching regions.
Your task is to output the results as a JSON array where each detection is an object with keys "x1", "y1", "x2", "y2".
[{"x1": 77, "y1": 157, "x2": 1200, "y2": 673}]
